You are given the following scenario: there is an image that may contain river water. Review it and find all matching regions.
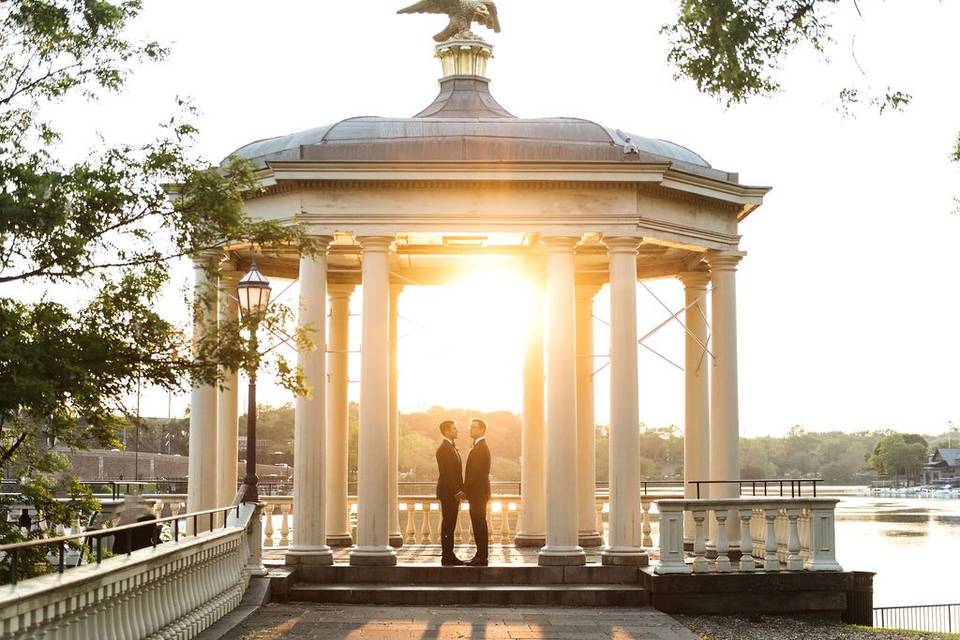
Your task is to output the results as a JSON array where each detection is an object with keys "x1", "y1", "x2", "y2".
[{"x1": 835, "y1": 496, "x2": 960, "y2": 607}]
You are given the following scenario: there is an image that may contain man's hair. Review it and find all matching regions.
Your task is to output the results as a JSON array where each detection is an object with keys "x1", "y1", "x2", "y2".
[
  {"x1": 471, "y1": 418, "x2": 487, "y2": 434},
  {"x1": 439, "y1": 420, "x2": 455, "y2": 436}
]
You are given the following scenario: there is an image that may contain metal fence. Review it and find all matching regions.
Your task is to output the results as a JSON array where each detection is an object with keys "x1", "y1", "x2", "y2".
[{"x1": 873, "y1": 604, "x2": 959, "y2": 634}]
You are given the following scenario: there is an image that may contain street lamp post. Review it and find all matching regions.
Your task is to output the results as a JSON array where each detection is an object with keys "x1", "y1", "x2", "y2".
[{"x1": 237, "y1": 260, "x2": 272, "y2": 504}]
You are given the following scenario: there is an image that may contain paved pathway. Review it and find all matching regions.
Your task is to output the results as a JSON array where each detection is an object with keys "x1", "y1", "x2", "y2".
[{"x1": 227, "y1": 604, "x2": 697, "y2": 640}]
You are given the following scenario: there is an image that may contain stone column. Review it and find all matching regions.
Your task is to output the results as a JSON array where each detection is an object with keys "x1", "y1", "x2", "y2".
[
  {"x1": 602, "y1": 237, "x2": 647, "y2": 565},
  {"x1": 325, "y1": 284, "x2": 355, "y2": 547},
  {"x1": 679, "y1": 271, "x2": 711, "y2": 539},
  {"x1": 515, "y1": 281, "x2": 546, "y2": 548},
  {"x1": 538, "y1": 237, "x2": 586, "y2": 567},
  {"x1": 217, "y1": 269, "x2": 242, "y2": 507},
  {"x1": 388, "y1": 284, "x2": 404, "y2": 548},
  {"x1": 288, "y1": 242, "x2": 334, "y2": 566},
  {"x1": 187, "y1": 252, "x2": 220, "y2": 531},
  {"x1": 575, "y1": 283, "x2": 603, "y2": 547},
  {"x1": 350, "y1": 236, "x2": 398, "y2": 566},
  {"x1": 706, "y1": 251, "x2": 744, "y2": 543}
]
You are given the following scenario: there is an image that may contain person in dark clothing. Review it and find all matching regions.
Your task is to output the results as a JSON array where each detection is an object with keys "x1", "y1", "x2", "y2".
[
  {"x1": 464, "y1": 418, "x2": 492, "y2": 566},
  {"x1": 435, "y1": 419, "x2": 465, "y2": 566}
]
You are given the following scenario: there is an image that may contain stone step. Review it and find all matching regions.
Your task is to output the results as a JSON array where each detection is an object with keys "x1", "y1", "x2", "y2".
[
  {"x1": 288, "y1": 583, "x2": 649, "y2": 607},
  {"x1": 297, "y1": 563, "x2": 642, "y2": 585}
]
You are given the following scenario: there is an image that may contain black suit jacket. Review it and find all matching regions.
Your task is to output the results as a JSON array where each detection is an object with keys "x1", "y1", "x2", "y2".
[
  {"x1": 464, "y1": 439, "x2": 491, "y2": 502},
  {"x1": 436, "y1": 439, "x2": 464, "y2": 501}
]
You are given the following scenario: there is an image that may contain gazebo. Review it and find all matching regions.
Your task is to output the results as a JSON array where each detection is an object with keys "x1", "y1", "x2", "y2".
[{"x1": 186, "y1": 35, "x2": 770, "y2": 569}]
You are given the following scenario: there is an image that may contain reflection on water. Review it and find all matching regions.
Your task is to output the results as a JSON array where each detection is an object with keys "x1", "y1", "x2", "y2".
[{"x1": 835, "y1": 496, "x2": 960, "y2": 607}]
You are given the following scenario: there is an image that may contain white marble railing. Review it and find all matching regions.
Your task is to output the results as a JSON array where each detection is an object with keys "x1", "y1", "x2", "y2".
[
  {"x1": 655, "y1": 497, "x2": 842, "y2": 575},
  {"x1": 0, "y1": 502, "x2": 261, "y2": 639},
  {"x1": 259, "y1": 493, "x2": 682, "y2": 548}
]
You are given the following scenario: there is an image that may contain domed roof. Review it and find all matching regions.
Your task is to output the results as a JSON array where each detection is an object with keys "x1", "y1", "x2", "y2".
[{"x1": 228, "y1": 46, "x2": 737, "y2": 184}]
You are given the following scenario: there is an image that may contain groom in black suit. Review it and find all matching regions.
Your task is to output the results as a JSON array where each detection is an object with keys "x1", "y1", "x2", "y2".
[
  {"x1": 435, "y1": 419, "x2": 465, "y2": 566},
  {"x1": 464, "y1": 418, "x2": 492, "y2": 566}
]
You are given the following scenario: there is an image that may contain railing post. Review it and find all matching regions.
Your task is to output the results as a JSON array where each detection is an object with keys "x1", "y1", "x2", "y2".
[
  {"x1": 786, "y1": 507, "x2": 803, "y2": 571},
  {"x1": 805, "y1": 499, "x2": 842, "y2": 571},
  {"x1": 692, "y1": 508, "x2": 708, "y2": 573},
  {"x1": 737, "y1": 508, "x2": 755, "y2": 571},
  {"x1": 246, "y1": 502, "x2": 268, "y2": 576},
  {"x1": 641, "y1": 498, "x2": 653, "y2": 548},
  {"x1": 654, "y1": 501, "x2": 690, "y2": 574},
  {"x1": 714, "y1": 509, "x2": 731, "y2": 572},
  {"x1": 763, "y1": 506, "x2": 779, "y2": 571}
]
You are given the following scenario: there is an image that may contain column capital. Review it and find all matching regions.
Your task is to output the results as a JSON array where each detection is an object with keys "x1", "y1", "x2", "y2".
[
  {"x1": 328, "y1": 283, "x2": 356, "y2": 299},
  {"x1": 677, "y1": 271, "x2": 711, "y2": 290},
  {"x1": 705, "y1": 250, "x2": 746, "y2": 272},
  {"x1": 604, "y1": 236, "x2": 643, "y2": 255},
  {"x1": 356, "y1": 235, "x2": 395, "y2": 252},
  {"x1": 540, "y1": 236, "x2": 580, "y2": 253},
  {"x1": 575, "y1": 282, "x2": 603, "y2": 301},
  {"x1": 303, "y1": 235, "x2": 335, "y2": 253}
]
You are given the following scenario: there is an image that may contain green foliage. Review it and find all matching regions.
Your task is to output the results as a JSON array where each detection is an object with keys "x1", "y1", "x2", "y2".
[
  {"x1": 868, "y1": 433, "x2": 929, "y2": 478},
  {"x1": 0, "y1": 1, "x2": 317, "y2": 580},
  {"x1": 662, "y1": 0, "x2": 839, "y2": 105}
]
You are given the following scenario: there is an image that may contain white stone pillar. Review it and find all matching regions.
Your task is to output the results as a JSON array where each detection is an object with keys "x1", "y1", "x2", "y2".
[
  {"x1": 707, "y1": 251, "x2": 745, "y2": 543},
  {"x1": 575, "y1": 283, "x2": 603, "y2": 547},
  {"x1": 288, "y1": 242, "x2": 334, "y2": 566},
  {"x1": 538, "y1": 237, "x2": 586, "y2": 566},
  {"x1": 350, "y1": 236, "x2": 397, "y2": 566},
  {"x1": 678, "y1": 271, "x2": 711, "y2": 539},
  {"x1": 602, "y1": 237, "x2": 647, "y2": 565},
  {"x1": 325, "y1": 283, "x2": 355, "y2": 547},
  {"x1": 217, "y1": 269, "x2": 242, "y2": 507},
  {"x1": 388, "y1": 284, "x2": 404, "y2": 548},
  {"x1": 515, "y1": 281, "x2": 546, "y2": 548},
  {"x1": 187, "y1": 252, "x2": 220, "y2": 531}
]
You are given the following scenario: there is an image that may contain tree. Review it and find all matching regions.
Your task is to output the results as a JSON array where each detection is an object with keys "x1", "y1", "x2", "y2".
[
  {"x1": 662, "y1": 1, "x2": 957, "y2": 167},
  {"x1": 0, "y1": 0, "x2": 315, "y2": 579},
  {"x1": 868, "y1": 433, "x2": 928, "y2": 480}
]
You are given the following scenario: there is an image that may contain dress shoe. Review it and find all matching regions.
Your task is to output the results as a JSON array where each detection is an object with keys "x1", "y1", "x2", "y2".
[
  {"x1": 466, "y1": 557, "x2": 488, "y2": 566},
  {"x1": 441, "y1": 557, "x2": 466, "y2": 566}
]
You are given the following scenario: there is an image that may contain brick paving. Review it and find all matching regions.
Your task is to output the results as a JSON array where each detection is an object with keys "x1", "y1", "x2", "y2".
[{"x1": 227, "y1": 604, "x2": 698, "y2": 640}]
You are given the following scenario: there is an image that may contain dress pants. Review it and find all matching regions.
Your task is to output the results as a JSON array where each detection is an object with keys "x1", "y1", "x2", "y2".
[
  {"x1": 440, "y1": 497, "x2": 460, "y2": 560},
  {"x1": 468, "y1": 498, "x2": 489, "y2": 560}
]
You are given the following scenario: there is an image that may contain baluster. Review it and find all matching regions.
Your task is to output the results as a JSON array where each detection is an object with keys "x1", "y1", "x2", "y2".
[
  {"x1": 595, "y1": 501, "x2": 604, "y2": 539},
  {"x1": 763, "y1": 506, "x2": 780, "y2": 570},
  {"x1": 641, "y1": 498, "x2": 653, "y2": 548},
  {"x1": 279, "y1": 503, "x2": 291, "y2": 546},
  {"x1": 738, "y1": 508, "x2": 756, "y2": 572},
  {"x1": 786, "y1": 507, "x2": 802, "y2": 571},
  {"x1": 419, "y1": 504, "x2": 431, "y2": 544},
  {"x1": 692, "y1": 509, "x2": 708, "y2": 573},
  {"x1": 262, "y1": 502, "x2": 275, "y2": 547},
  {"x1": 428, "y1": 505, "x2": 440, "y2": 544},
  {"x1": 714, "y1": 510, "x2": 731, "y2": 572},
  {"x1": 497, "y1": 505, "x2": 508, "y2": 545},
  {"x1": 405, "y1": 504, "x2": 417, "y2": 544}
]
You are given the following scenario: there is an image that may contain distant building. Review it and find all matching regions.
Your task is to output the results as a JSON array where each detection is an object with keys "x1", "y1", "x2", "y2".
[{"x1": 924, "y1": 448, "x2": 960, "y2": 483}]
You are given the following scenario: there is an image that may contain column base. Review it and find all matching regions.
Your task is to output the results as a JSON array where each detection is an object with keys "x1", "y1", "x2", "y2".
[
  {"x1": 389, "y1": 534, "x2": 404, "y2": 548},
  {"x1": 326, "y1": 533, "x2": 355, "y2": 548},
  {"x1": 601, "y1": 549, "x2": 649, "y2": 567},
  {"x1": 538, "y1": 546, "x2": 586, "y2": 566},
  {"x1": 350, "y1": 547, "x2": 398, "y2": 566},
  {"x1": 514, "y1": 533, "x2": 546, "y2": 548},
  {"x1": 578, "y1": 531, "x2": 604, "y2": 548},
  {"x1": 285, "y1": 547, "x2": 334, "y2": 567}
]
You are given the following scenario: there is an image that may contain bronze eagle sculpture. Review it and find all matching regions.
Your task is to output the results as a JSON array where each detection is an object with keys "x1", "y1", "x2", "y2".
[{"x1": 398, "y1": 0, "x2": 501, "y2": 42}]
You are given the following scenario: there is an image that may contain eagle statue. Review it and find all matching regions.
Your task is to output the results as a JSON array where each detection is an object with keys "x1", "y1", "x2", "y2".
[{"x1": 398, "y1": 0, "x2": 501, "y2": 42}]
